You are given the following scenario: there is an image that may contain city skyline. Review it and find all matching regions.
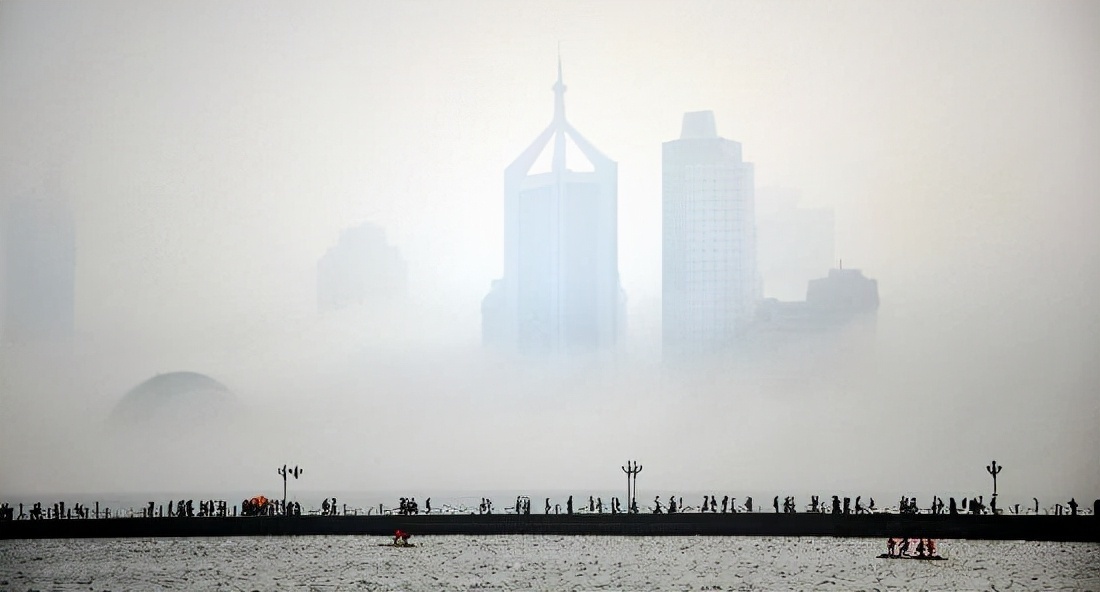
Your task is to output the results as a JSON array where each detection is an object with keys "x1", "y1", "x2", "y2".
[{"x1": 0, "y1": 95, "x2": 857, "y2": 351}]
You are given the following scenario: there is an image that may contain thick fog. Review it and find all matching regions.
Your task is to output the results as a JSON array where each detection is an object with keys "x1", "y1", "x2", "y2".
[{"x1": 1, "y1": 1, "x2": 1097, "y2": 506}]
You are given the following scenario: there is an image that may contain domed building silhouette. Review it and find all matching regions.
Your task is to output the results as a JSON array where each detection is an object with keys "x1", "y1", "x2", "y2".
[{"x1": 110, "y1": 371, "x2": 234, "y2": 425}]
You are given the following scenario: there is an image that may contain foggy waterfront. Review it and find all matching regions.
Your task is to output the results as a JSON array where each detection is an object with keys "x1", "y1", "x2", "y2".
[
  {"x1": 2, "y1": 536, "x2": 1097, "y2": 591},
  {"x1": 2, "y1": 2, "x2": 1098, "y2": 590}
]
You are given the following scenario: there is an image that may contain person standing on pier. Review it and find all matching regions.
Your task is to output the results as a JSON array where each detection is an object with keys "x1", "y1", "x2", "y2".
[
  {"x1": 596, "y1": 497, "x2": 603, "y2": 513},
  {"x1": 425, "y1": 498, "x2": 431, "y2": 514},
  {"x1": 701, "y1": 496, "x2": 709, "y2": 512},
  {"x1": 722, "y1": 496, "x2": 729, "y2": 513},
  {"x1": 773, "y1": 496, "x2": 779, "y2": 513},
  {"x1": 653, "y1": 496, "x2": 663, "y2": 514},
  {"x1": 1068, "y1": 498, "x2": 1078, "y2": 515},
  {"x1": 545, "y1": 498, "x2": 550, "y2": 514},
  {"x1": 710, "y1": 496, "x2": 717, "y2": 512},
  {"x1": 566, "y1": 496, "x2": 573, "y2": 515},
  {"x1": 744, "y1": 497, "x2": 753, "y2": 512},
  {"x1": 668, "y1": 496, "x2": 677, "y2": 514}
]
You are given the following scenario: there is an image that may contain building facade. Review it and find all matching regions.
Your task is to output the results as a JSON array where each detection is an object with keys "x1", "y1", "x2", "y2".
[
  {"x1": 662, "y1": 111, "x2": 758, "y2": 356},
  {"x1": 482, "y1": 60, "x2": 623, "y2": 355},
  {"x1": 2, "y1": 194, "x2": 76, "y2": 344}
]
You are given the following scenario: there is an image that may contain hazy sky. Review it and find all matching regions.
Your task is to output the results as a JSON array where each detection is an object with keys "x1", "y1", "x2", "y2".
[{"x1": 1, "y1": 1, "x2": 1097, "y2": 504}]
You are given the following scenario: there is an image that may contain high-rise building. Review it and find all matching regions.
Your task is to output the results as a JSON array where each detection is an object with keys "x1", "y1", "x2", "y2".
[
  {"x1": 756, "y1": 187, "x2": 835, "y2": 302},
  {"x1": 2, "y1": 194, "x2": 76, "y2": 343},
  {"x1": 482, "y1": 59, "x2": 623, "y2": 355},
  {"x1": 662, "y1": 111, "x2": 758, "y2": 356},
  {"x1": 316, "y1": 222, "x2": 406, "y2": 313},
  {"x1": 753, "y1": 266, "x2": 879, "y2": 334}
]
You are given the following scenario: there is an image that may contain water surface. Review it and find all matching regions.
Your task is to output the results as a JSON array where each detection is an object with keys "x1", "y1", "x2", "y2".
[{"x1": 1, "y1": 536, "x2": 1097, "y2": 591}]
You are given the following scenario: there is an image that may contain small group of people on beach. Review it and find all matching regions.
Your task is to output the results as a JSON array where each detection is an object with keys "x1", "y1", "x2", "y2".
[
  {"x1": 887, "y1": 537, "x2": 938, "y2": 558},
  {"x1": 10, "y1": 501, "x2": 90, "y2": 520},
  {"x1": 391, "y1": 529, "x2": 412, "y2": 546},
  {"x1": 397, "y1": 497, "x2": 425, "y2": 515},
  {"x1": 320, "y1": 497, "x2": 340, "y2": 516},
  {"x1": 698, "y1": 495, "x2": 752, "y2": 513}
]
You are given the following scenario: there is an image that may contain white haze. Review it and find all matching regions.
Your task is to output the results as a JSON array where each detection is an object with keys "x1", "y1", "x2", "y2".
[{"x1": 1, "y1": 1, "x2": 1098, "y2": 506}]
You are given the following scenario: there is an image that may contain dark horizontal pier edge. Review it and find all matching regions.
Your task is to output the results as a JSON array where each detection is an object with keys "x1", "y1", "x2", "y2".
[{"x1": 3, "y1": 513, "x2": 1097, "y2": 542}]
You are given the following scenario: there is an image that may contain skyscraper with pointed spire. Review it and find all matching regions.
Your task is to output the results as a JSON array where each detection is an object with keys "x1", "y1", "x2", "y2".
[{"x1": 482, "y1": 59, "x2": 623, "y2": 355}]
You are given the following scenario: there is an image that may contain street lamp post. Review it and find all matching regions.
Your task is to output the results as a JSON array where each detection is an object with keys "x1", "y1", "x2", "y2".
[
  {"x1": 278, "y1": 464, "x2": 302, "y2": 515},
  {"x1": 986, "y1": 460, "x2": 1002, "y2": 498},
  {"x1": 621, "y1": 460, "x2": 642, "y2": 513}
]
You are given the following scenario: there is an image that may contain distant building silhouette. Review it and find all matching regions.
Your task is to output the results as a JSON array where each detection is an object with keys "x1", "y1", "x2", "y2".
[
  {"x1": 752, "y1": 266, "x2": 879, "y2": 334},
  {"x1": 2, "y1": 193, "x2": 75, "y2": 344},
  {"x1": 756, "y1": 188, "x2": 835, "y2": 302},
  {"x1": 482, "y1": 58, "x2": 624, "y2": 355},
  {"x1": 662, "y1": 111, "x2": 759, "y2": 357},
  {"x1": 316, "y1": 223, "x2": 406, "y2": 313}
]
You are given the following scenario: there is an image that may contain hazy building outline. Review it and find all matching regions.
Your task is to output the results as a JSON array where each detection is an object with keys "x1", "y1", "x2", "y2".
[
  {"x1": 661, "y1": 111, "x2": 758, "y2": 357},
  {"x1": 756, "y1": 187, "x2": 836, "y2": 302},
  {"x1": 316, "y1": 222, "x2": 407, "y2": 313},
  {"x1": 2, "y1": 192, "x2": 76, "y2": 344},
  {"x1": 753, "y1": 265, "x2": 880, "y2": 334},
  {"x1": 482, "y1": 58, "x2": 624, "y2": 355}
]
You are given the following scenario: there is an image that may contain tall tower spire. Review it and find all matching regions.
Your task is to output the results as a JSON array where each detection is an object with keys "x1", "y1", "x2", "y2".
[
  {"x1": 553, "y1": 47, "x2": 566, "y2": 124},
  {"x1": 552, "y1": 48, "x2": 567, "y2": 171}
]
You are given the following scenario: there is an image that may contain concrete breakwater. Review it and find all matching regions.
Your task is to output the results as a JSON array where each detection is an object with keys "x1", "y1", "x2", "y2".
[{"x1": 2, "y1": 513, "x2": 1096, "y2": 542}]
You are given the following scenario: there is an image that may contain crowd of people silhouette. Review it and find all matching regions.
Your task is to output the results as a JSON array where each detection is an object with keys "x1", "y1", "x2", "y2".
[{"x1": 1, "y1": 494, "x2": 1094, "y2": 520}]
